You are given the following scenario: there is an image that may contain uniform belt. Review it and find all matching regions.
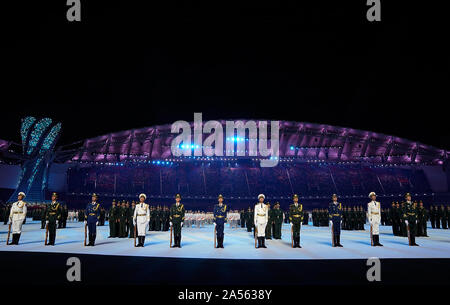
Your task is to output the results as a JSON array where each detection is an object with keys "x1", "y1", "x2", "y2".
[
  {"x1": 292, "y1": 215, "x2": 302, "y2": 217},
  {"x1": 257, "y1": 214, "x2": 265, "y2": 216},
  {"x1": 173, "y1": 215, "x2": 181, "y2": 217},
  {"x1": 331, "y1": 214, "x2": 340, "y2": 216},
  {"x1": 137, "y1": 214, "x2": 146, "y2": 216},
  {"x1": 407, "y1": 212, "x2": 415, "y2": 215},
  {"x1": 371, "y1": 212, "x2": 379, "y2": 215},
  {"x1": 216, "y1": 215, "x2": 224, "y2": 218},
  {"x1": 89, "y1": 213, "x2": 96, "y2": 216},
  {"x1": 13, "y1": 212, "x2": 23, "y2": 214},
  {"x1": 49, "y1": 212, "x2": 56, "y2": 215}
]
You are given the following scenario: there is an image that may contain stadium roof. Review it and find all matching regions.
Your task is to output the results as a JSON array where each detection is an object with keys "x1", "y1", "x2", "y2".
[{"x1": 62, "y1": 120, "x2": 447, "y2": 165}]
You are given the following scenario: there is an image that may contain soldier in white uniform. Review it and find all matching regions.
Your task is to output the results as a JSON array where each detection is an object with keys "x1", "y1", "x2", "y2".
[
  {"x1": 254, "y1": 194, "x2": 268, "y2": 248},
  {"x1": 8, "y1": 192, "x2": 27, "y2": 245},
  {"x1": 367, "y1": 192, "x2": 383, "y2": 246},
  {"x1": 133, "y1": 193, "x2": 150, "y2": 247}
]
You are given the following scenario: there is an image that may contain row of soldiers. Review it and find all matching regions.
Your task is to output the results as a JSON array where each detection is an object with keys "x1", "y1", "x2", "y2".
[
  {"x1": 107, "y1": 200, "x2": 173, "y2": 238},
  {"x1": 379, "y1": 202, "x2": 449, "y2": 229},
  {"x1": 239, "y1": 203, "x2": 297, "y2": 240},
  {"x1": 311, "y1": 206, "x2": 367, "y2": 230}
]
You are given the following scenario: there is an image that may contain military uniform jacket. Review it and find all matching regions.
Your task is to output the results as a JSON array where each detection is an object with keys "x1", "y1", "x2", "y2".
[
  {"x1": 272, "y1": 209, "x2": 283, "y2": 223},
  {"x1": 9, "y1": 200, "x2": 27, "y2": 222},
  {"x1": 254, "y1": 203, "x2": 268, "y2": 225},
  {"x1": 169, "y1": 203, "x2": 185, "y2": 223},
  {"x1": 46, "y1": 201, "x2": 62, "y2": 222},
  {"x1": 85, "y1": 202, "x2": 101, "y2": 223},
  {"x1": 289, "y1": 203, "x2": 304, "y2": 223},
  {"x1": 367, "y1": 201, "x2": 381, "y2": 223},
  {"x1": 328, "y1": 202, "x2": 342, "y2": 220},
  {"x1": 133, "y1": 203, "x2": 150, "y2": 224},
  {"x1": 213, "y1": 204, "x2": 227, "y2": 223},
  {"x1": 402, "y1": 202, "x2": 417, "y2": 222}
]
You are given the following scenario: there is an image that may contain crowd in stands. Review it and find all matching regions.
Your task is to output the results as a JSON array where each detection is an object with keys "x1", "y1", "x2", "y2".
[{"x1": 67, "y1": 163, "x2": 433, "y2": 199}]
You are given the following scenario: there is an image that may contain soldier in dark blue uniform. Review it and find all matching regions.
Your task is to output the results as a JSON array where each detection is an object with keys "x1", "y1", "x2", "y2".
[
  {"x1": 328, "y1": 194, "x2": 343, "y2": 247},
  {"x1": 85, "y1": 193, "x2": 101, "y2": 246},
  {"x1": 213, "y1": 194, "x2": 227, "y2": 248}
]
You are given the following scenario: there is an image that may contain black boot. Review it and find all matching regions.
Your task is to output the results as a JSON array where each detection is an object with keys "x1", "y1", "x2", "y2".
[
  {"x1": 141, "y1": 236, "x2": 145, "y2": 247},
  {"x1": 257, "y1": 237, "x2": 261, "y2": 248},
  {"x1": 16, "y1": 234, "x2": 21, "y2": 245},
  {"x1": 10, "y1": 234, "x2": 16, "y2": 245},
  {"x1": 332, "y1": 235, "x2": 336, "y2": 247},
  {"x1": 261, "y1": 237, "x2": 267, "y2": 248},
  {"x1": 412, "y1": 236, "x2": 419, "y2": 246},
  {"x1": 336, "y1": 235, "x2": 343, "y2": 247},
  {"x1": 375, "y1": 235, "x2": 383, "y2": 246},
  {"x1": 297, "y1": 237, "x2": 302, "y2": 248}
]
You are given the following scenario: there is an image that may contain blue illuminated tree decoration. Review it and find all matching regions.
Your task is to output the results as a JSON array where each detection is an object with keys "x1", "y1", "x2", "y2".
[{"x1": 8, "y1": 117, "x2": 62, "y2": 203}]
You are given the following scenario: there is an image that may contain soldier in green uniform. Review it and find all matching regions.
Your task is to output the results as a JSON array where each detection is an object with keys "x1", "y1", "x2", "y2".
[
  {"x1": 108, "y1": 200, "x2": 116, "y2": 238},
  {"x1": 417, "y1": 201, "x2": 428, "y2": 237},
  {"x1": 245, "y1": 207, "x2": 253, "y2": 232},
  {"x1": 45, "y1": 192, "x2": 62, "y2": 246},
  {"x1": 342, "y1": 207, "x2": 348, "y2": 230},
  {"x1": 265, "y1": 203, "x2": 272, "y2": 239},
  {"x1": 163, "y1": 206, "x2": 170, "y2": 231},
  {"x1": 119, "y1": 201, "x2": 127, "y2": 238},
  {"x1": 62, "y1": 204, "x2": 69, "y2": 228},
  {"x1": 169, "y1": 194, "x2": 185, "y2": 248},
  {"x1": 289, "y1": 194, "x2": 303, "y2": 248},
  {"x1": 272, "y1": 202, "x2": 283, "y2": 239},
  {"x1": 149, "y1": 206, "x2": 156, "y2": 231},
  {"x1": 40, "y1": 204, "x2": 47, "y2": 229},
  {"x1": 240, "y1": 209, "x2": 246, "y2": 228},
  {"x1": 155, "y1": 206, "x2": 162, "y2": 231},
  {"x1": 129, "y1": 201, "x2": 136, "y2": 238},
  {"x1": 402, "y1": 193, "x2": 419, "y2": 246}
]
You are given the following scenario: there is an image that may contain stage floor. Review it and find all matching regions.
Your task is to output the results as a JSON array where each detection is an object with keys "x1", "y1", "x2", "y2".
[{"x1": 1, "y1": 220, "x2": 449, "y2": 260}]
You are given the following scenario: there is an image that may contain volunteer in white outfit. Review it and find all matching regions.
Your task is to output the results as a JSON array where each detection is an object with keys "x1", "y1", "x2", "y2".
[
  {"x1": 367, "y1": 192, "x2": 383, "y2": 246},
  {"x1": 254, "y1": 194, "x2": 268, "y2": 248},
  {"x1": 133, "y1": 193, "x2": 150, "y2": 247},
  {"x1": 8, "y1": 192, "x2": 27, "y2": 245}
]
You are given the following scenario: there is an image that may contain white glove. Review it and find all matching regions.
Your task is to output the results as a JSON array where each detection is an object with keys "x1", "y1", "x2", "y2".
[
  {"x1": 214, "y1": 222, "x2": 216, "y2": 226},
  {"x1": 181, "y1": 222, "x2": 184, "y2": 227},
  {"x1": 133, "y1": 219, "x2": 136, "y2": 226},
  {"x1": 84, "y1": 221, "x2": 87, "y2": 224},
  {"x1": 329, "y1": 220, "x2": 333, "y2": 227},
  {"x1": 170, "y1": 222, "x2": 173, "y2": 227},
  {"x1": 405, "y1": 220, "x2": 409, "y2": 226},
  {"x1": 96, "y1": 221, "x2": 99, "y2": 225},
  {"x1": 290, "y1": 222, "x2": 293, "y2": 227},
  {"x1": 56, "y1": 220, "x2": 59, "y2": 225}
]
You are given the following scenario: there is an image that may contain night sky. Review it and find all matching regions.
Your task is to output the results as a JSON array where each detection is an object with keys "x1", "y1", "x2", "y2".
[{"x1": 2, "y1": 1, "x2": 449, "y2": 149}]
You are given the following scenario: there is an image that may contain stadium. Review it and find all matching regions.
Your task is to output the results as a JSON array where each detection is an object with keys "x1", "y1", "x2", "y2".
[{"x1": 1, "y1": 116, "x2": 449, "y2": 209}]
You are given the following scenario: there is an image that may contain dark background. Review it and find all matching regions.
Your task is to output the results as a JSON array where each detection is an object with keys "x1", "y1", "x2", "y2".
[{"x1": 1, "y1": 1, "x2": 449, "y2": 148}]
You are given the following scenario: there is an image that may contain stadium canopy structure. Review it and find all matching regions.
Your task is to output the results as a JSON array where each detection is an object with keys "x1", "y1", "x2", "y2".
[
  {"x1": 63, "y1": 120, "x2": 447, "y2": 166},
  {"x1": 2, "y1": 119, "x2": 449, "y2": 207}
]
